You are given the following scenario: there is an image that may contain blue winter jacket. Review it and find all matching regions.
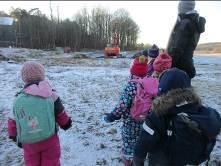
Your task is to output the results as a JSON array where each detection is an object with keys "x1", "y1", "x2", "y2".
[{"x1": 134, "y1": 88, "x2": 221, "y2": 166}]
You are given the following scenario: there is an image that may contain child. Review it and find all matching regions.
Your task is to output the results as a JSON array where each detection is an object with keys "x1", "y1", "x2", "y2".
[
  {"x1": 104, "y1": 53, "x2": 172, "y2": 166},
  {"x1": 8, "y1": 61, "x2": 72, "y2": 166},
  {"x1": 132, "y1": 48, "x2": 148, "y2": 59},
  {"x1": 134, "y1": 68, "x2": 221, "y2": 166},
  {"x1": 147, "y1": 44, "x2": 159, "y2": 76},
  {"x1": 141, "y1": 49, "x2": 149, "y2": 58}
]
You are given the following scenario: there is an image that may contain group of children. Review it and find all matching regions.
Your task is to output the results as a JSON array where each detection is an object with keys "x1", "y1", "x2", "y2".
[
  {"x1": 104, "y1": 44, "x2": 173, "y2": 165},
  {"x1": 7, "y1": 44, "x2": 221, "y2": 166},
  {"x1": 105, "y1": 44, "x2": 221, "y2": 166},
  {"x1": 6, "y1": 0, "x2": 212, "y2": 165}
]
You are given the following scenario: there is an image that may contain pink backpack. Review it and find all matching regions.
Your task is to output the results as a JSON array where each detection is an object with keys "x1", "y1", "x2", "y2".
[{"x1": 130, "y1": 77, "x2": 159, "y2": 121}]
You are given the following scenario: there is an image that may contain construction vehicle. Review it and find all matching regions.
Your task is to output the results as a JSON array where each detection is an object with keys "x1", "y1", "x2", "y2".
[{"x1": 104, "y1": 32, "x2": 121, "y2": 57}]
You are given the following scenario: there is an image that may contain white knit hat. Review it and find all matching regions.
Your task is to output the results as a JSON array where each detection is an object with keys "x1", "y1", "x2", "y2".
[{"x1": 178, "y1": 0, "x2": 195, "y2": 14}]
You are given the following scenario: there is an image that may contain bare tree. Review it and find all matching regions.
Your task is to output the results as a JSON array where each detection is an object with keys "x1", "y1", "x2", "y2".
[{"x1": 4, "y1": 7, "x2": 139, "y2": 50}]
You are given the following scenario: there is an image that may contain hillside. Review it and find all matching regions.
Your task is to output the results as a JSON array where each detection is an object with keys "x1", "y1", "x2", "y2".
[{"x1": 195, "y1": 42, "x2": 221, "y2": 54}]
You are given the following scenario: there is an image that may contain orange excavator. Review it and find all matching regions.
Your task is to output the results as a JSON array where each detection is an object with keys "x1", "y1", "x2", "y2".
[{"x1": 104, "y1": 32, "x2": 121, "y2": 57}]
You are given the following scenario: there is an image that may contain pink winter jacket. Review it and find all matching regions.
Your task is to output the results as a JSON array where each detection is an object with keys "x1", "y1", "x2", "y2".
[{"x1": 7, "y1": 80, "x2": 71, "y2": 145}]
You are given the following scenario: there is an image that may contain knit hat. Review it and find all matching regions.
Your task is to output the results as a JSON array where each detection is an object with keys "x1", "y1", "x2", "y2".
[
  {"x1": 158, "y1": 68, "x2": 191, "y2": 95},
  {"x1": 141, "y1": 49, "x2": 149, "y2": 57},
  {"x1": 148, "y1": 44, "x2": 159, "y2": 58},
  {"x1": 153, "y1": 53, "x2": 172, "y2": 73},
  {"x1": 130, "y1": 55, "x2": 148, "y2": 77},
  {"x1": 178, "y1": 0, "x2": 195, "y2": 14},
  {"x1": 21, "y1": 61, "x2": 45, "y2": 84}
]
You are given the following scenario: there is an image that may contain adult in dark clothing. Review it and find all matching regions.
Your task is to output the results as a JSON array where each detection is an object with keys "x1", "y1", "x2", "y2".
[
  {"x1": 133, "y1": 68, "x2": 221, "y2": 166},
  {"x1": 166, "y1": 0, "x2": 206, "y2": 79}
]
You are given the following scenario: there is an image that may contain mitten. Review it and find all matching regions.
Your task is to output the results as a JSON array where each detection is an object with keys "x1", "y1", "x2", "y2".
[
  {"x1": 9, "y1": 136, "x2": 22, "y2": 148},
  {"x1": 60, "y1": 118, "x2": 72, "y2": 130},
  {"x1": 17, "y1": 142, "x2": 22, "y2": 148},
  {"x1": 104, "y1": 113, "x2": 116, "y2": 123}
]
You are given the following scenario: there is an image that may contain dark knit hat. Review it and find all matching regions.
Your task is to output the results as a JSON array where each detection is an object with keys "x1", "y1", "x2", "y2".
[
  {"x1": 148, "y1": 44, "x2": 159, "y2": 58},
  {"x1": 158, "y1": 68, "x2": 191, "y2": 95},
  {"x1": 21, "y1": 61, "x2": 45, "y2": 84},
  {"x1": 141, "y1": 49, "x2": 149, "y2": 57},
  {"x1": 178, "y1": 0, "x2": 195, "y2": 14},
  {"x1": 130, "y1": 55, "x2": 148, "y2": 77},
  {"x1": 153, "y1": 53, "x2": 172, "y2": 73}
]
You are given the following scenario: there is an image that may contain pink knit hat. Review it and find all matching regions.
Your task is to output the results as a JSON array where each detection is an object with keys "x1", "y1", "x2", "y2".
[
  {"x1": 21, "y1": 61, "x2": 45, "y2": 84},
  {"x1": 153, "y1": 53, "x2": 172, "y2": 73}
]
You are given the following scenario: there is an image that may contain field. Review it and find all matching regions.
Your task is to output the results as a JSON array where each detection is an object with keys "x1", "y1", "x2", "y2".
[{"x1": 0, "y1": 48, "x2": 221, "y2": 166}]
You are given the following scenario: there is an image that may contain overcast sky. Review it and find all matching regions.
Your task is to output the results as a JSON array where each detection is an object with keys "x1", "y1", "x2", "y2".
[{"x1": 1, "y1": 1, "x2": 221, "y2": 48}]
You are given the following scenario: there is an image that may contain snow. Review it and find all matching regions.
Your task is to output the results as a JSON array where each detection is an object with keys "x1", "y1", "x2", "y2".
[{"x1": 0, "y1": 48, "x2": 221, "y2": 166}]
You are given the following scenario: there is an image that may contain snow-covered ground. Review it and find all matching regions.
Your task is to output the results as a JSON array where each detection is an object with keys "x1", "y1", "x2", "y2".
[{"x1": 0, "y1": 48, "x2": 221, "y2": 166}]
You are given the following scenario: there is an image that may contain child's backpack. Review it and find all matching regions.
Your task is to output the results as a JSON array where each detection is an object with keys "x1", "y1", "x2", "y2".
[
  {"x1": 165, "y1": 106, "x2": 221, "y2": 165},
  {"x1": 130, "y1": 77, "x2": 159, "y2": 121},
  {"x1": 13, "y1": 92, "x2": 55, "y2": 144}
]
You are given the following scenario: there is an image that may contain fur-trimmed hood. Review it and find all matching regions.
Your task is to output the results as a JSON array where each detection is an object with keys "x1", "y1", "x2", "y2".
[{"x1": 152, "y1": 88, "x2": 201, "y2": 116}]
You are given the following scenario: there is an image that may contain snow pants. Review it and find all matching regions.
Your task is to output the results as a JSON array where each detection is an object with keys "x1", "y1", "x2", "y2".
[
  {"x1": 121, "y1": 119, "x2": 142, "y2": 161},
  {"x1": 23, "y1": 134, "x2": 61, "y2": 166}
]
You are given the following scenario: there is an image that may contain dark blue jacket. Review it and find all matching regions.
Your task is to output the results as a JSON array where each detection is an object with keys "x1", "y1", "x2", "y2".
[
  {"x1": 134, "y1": 88, "x2": 221, "y2": 166},
  {"x1": 166, "y1": 12, "x2": 206, "y2": 78}
]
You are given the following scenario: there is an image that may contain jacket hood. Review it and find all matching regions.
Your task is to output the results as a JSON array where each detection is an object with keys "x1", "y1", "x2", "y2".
[
  {"x1": 179, "y1": 12, "x2": 206, "y2": 33},
  {"x1": 179, "y1": 10, "x2": 199, "y2": 20},
  {"x1": 151, "y1": 88, "x2": 201, "y2": 116},
  {"x1": 24, "y1": 80, "x2": 53, "y2": 98}
]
